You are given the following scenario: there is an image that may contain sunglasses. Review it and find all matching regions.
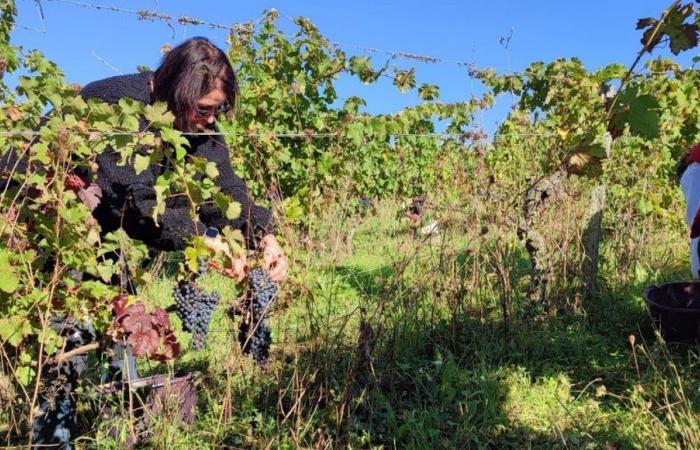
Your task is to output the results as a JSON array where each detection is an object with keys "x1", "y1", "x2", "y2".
[{"x1": 195, "y1": 102, "x2": 231, "y2": 118}]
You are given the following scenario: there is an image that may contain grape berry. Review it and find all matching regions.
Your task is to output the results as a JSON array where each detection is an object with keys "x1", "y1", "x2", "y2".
[{"x1": 238, "y1": 268, "x2": 278, "y2": 369}]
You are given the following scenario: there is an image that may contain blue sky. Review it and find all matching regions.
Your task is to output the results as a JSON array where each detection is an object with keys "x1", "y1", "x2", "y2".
[{"x1": 10, "y1": 1, "x2": 697, "y2": 133}]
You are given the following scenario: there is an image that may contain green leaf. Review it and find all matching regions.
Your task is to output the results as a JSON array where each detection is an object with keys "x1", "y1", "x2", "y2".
[
  {"x1": 118, "y1": 97, "x2": 144, "y2": 116},
  {"x1": 15, "y1": 366, "x2": 35, "y2": 387},
  {"x1": 40, "y1": 327, "x2": 63, "y2": 355},
  {"x1": 120, "y1": 114, "x2": 140, "y2": 132},
  {"x1": 215, "y1": 193, "x2": 241, "y2": 220},
  {"x1": 346, "y1": 122, "x2": 364, "y2": 147},
  {"x1": 183, "y1": 241, "x2": 211, "y2": 274},
  {"x1": 153, "y1": 184, "x2": 168, "y2": 223},
  {"x1": 349, "y1": 56, "x2": 382, "y2": 84},
  {"x1": 30, "y1": 142, "x2": 51, "y2": 164},
  {"x1": 612, "y1": 87, "x2": 660, "y2": 139},
  {"x1": 393, "y1": 69, "x2": 416, "y2": 93},
  {"x1": 58, "y1": 203, "x2": 88, "y2": 225},
  {"x1": 0, "y1": 317, "x2": 31, "y2": 347},
  {"x1": 133, "y1": 153, "x2": 150, "y2": 175},
  {"x1": 0, "y1": 249, "x2": 19, "y2": 293},
  {"x1": 418, "y1": 83, "x2": 440, "y2": 101},
  {"x1": 81, "y1": 280, "x2": 116, "y2": 300},
  {"x1": 160, "y1": 127, "x2": 190, "y2": 160},
  {"x1": 144, "y1": 101, "x2": 175, "y2": 129},
  {"x1": 97, "y1": 262, "x2": 115, "y2": 283}
]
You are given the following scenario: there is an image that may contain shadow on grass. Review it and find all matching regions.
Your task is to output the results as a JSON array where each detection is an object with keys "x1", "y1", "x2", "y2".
[{"x1": 215, "y1": 261, "x2": 694, "y2": 449}]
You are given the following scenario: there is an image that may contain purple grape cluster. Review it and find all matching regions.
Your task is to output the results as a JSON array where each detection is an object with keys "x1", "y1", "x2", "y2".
[
  {"x1": 197, "y1": 257, "x2": 208, "y2": 276},
  {"x1": 32, "y1": 318, "x2": 95, "y2": 449},
  {"x1": 32, "y1": 392, "x2": 75, "y2": 450},
  {"x1": 238, "y1": 268, "x2": 278, "y2": 369},
  {"x1": 173, "y1": 280, "x2": 220, "y2": 350}
]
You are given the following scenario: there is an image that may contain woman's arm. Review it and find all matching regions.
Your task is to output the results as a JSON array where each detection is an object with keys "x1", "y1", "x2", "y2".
[
  {"x1": 195, "y1": 135, "x2": 287, "y2": 281},
  {"x1": 195, "y1": 135, "x2": 276, "y2": 247}
]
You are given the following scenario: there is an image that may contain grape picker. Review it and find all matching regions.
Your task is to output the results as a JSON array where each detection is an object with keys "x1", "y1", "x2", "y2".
[
  {"x1": 0, "y1": 36, "x2": 288, "y2": 280},
  {"x1": 82, "y1": 36, "x2": 288, "y2": 281},
  {"x1": 1, "y1": 37, "x2": 288, "y2": 448}
]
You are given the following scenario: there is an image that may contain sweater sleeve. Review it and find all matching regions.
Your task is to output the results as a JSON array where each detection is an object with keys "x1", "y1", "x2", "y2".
[
  {"x1": 195, "y1": 135, "x2": 275, "y2": 248},
  {"x1": 93, "y1": 148, "x2": 206, "y2": 251}
]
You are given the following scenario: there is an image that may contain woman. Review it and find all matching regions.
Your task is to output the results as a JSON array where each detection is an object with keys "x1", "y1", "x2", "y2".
[
  {"x1": 81, "y1": 36, "x2": 287, "y2": 281},
  {"x1": 26, "y1": 38, "x2": 287, "y2": 448}
]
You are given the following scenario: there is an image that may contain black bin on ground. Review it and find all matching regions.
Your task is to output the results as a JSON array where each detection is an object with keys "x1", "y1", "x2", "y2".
[{"x1": 644, "y1": 281, "x2": 700, "y2": 343}]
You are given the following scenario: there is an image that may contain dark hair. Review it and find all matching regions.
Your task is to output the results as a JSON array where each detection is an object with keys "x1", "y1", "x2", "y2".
[
  {"x1": 151, "y1": 37, "x2": 238, "y2": 131},
  {"x1": 677, "y1": 143, "x2": 700, "y2": 180}
]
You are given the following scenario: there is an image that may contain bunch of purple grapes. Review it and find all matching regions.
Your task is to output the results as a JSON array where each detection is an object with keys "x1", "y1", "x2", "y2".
[
  {"x1": 32, "y1": 318, "x2": 95, "y2": 449},
  {"x1": 173, "y1": 259, "x2": 221, "y2": 350},
  {"x1": 238, "y1": 268, "x2": 278, "y2": 369}
]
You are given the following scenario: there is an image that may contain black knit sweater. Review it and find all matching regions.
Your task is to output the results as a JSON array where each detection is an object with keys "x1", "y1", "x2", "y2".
[{"x1": 4, "y1": 72, "x2": 274, "y2": 251}]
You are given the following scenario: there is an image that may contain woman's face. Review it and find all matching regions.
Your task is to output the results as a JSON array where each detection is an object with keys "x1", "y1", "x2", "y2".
[{"x1": 191, "y1": 86, "x2": 228, "y2": 132}]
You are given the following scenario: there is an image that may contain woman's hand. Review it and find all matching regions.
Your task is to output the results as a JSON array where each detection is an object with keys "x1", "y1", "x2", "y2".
[
  {"x1": 223, "y1": 254, "x2": 247, "y2": 283},
  {"x1": 202, "y1": 229, "x2": 248, "y2": 282},
  {"x1": 260, "y1": 234, "x2": 288, "y2": 282}
]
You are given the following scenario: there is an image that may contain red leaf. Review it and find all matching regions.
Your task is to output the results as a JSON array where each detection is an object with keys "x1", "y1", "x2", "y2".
[
  {"x1": 110, "y1": 294, "x2": 129, "y2": 316},
  {"x1": 110, "y1": 300, "x2": 181, "y2": 362},
  {"x1": 150, "y1": 307, "x2": 170, "y2": 329},
  {"x1": 128, "y1": 328, "x2": 160, "y2": 357},
  {"x1": 158, "y1": 336, "x2": 182, "y2": 362},
  {"x1": 77, "y1": 183, "x2": 102, "y2": 211},
  {"x1": 120, "y1": 307, "x2": 151, "y2": 335},
  {"x1": 65, "y1": 174, "x2": 86, "y2": 191}
]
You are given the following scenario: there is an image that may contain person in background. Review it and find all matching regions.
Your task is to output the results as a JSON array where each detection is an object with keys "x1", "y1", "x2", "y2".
[{"x1": 677, "y1": 142, "x2": 700, "y2": 278}]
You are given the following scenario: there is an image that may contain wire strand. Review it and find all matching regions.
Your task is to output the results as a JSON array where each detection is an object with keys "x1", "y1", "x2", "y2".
[
  {"x1": 0, "y1": 129, "x2": 558, "y2": 140},
  {"x1": 44, "y1": 0, "x2": 478, "y2": 69}
]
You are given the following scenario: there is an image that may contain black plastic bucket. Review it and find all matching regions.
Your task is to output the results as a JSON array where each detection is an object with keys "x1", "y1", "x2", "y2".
[{"x1": 644, "y1": 281, "x2": 700, "y2": 343}]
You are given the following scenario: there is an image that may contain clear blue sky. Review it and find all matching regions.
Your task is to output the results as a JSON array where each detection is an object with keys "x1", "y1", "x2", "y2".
[{"x1": 10, "y1": 1, "x2": 696, "y2": 133}]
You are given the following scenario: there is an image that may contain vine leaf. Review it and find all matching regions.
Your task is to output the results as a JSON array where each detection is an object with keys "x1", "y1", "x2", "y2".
[
  {"x1": 134, "y1": 153, "x2": 150, "y2": 175},
  {"x1": 394, "y1": 68, "x2": 416, "y2": 93},
  {"x1": 77, "y1": 183, "x2": 102, "y2": 211},
  {"x1": 611, "y1": 87, "x2": 660, "y2": 139},
  {"x1": 637, "y1": 2, "x2": 699, "y2": 55},
  {"x1": 0, "y1": 317, "x2": 32, "y2": 347},
  {"x1": 160, "y1": 127, "x2": 190, "y2": 161},
  {"x1": 418, "y1": 83, "x2": 440, "y2": 101},
  {"x1": 109, "y1": 296, "x2": 181, "y2": 362},
  {"x1": 145, "y1": 101, "x2": 175, "y2": 129},
  {"x1": 215, "y1": 193, "x2": 241, "y2": 220},
  {"x1": 0, "y1": 249, "x2": 18, "y2": 293}
]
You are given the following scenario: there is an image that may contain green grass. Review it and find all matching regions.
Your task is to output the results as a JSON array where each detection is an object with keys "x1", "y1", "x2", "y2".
[{"x1": 16, "y1": 198, "x2": 700, "y2": 449}]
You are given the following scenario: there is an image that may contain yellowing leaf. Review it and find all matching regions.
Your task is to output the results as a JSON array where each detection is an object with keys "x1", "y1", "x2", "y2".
[
  {"x1": 205, "y1": 162, "x2": 219, "y2": 180},
  {"x1": 0, "y1": 250, "x2": 19, "y2": 293},
  {"x1": 226, "y1": 201, "x2": 241, "y2": 220},
  {"x1": 134, "y1": 153, "x2": 150, "y2": 175},
  {"x1": 215, "y1": 193, "x2": 241, "y2": 220},
  {"x1": 0, "y1": 317, "x2": 32, "y2": 347},
  {"x1": 144, "y1": 101, "x2": 175, "y2": 128}
]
